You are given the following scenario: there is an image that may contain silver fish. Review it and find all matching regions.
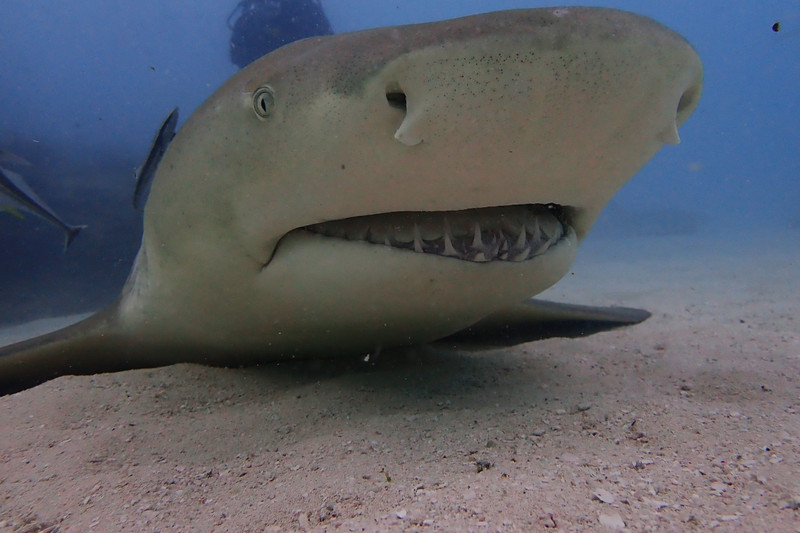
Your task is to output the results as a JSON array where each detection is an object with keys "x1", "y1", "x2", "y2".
[{"x1": 0, "y1": 164, "x2": 86, "y2": 249}]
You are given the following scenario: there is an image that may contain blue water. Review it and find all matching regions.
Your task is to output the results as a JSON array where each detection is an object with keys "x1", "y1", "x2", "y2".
[{"x1": 0, "y1": 1, "x2": 798, "y2": 323}]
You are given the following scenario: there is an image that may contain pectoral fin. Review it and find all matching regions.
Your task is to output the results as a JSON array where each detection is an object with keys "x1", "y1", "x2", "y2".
[{"x1": 435, "y1": 299, "x2": 650, "y2": 349}]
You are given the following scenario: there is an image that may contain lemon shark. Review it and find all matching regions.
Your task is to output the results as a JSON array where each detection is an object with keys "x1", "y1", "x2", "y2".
[{"x1": 0, "y1": 7, "x2": 702, "y2": 394}]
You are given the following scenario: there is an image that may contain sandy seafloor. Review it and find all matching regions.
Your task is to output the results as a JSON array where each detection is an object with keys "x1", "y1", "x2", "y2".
[{"x1": 0, "y1": 228, "x2": 798, "y2": 532}]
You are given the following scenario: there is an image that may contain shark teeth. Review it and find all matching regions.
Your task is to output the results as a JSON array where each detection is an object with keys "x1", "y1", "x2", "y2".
[{"x1": 304, "y1": 204, "x2": 569, "y2": 264}]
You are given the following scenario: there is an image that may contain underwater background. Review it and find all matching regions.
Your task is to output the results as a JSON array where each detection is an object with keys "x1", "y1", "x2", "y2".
[{"x1": 0, "y1": 0, "x2": 798, "y2": 325}]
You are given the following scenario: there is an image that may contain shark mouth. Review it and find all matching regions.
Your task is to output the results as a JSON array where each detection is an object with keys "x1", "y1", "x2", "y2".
[{"x1": 303, "y1": 204, "x2": 574, "y2": 263}]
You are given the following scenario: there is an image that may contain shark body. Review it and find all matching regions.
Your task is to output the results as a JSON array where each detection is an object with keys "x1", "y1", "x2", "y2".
[{"x1": 0, "y1": 8, "x2": 702, "y2": 394}]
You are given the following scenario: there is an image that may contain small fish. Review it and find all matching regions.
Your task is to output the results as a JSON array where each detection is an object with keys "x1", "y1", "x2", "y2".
[
  {"x1": 133, "y1": 107, "x2": 179, "y2": 210},
  {"x1": 0, "y1": 165, "x2": 86, "y2": 249}
]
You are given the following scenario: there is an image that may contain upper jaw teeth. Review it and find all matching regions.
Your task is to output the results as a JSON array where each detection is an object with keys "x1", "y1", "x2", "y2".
[{"x1": 304, "y1": 204, "x2": 568, "y2": 263}]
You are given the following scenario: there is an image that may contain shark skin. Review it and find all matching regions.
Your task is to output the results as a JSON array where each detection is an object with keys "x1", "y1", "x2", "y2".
[{"x1": 0, "y1": 7, "x2": 702, "y2": 394}]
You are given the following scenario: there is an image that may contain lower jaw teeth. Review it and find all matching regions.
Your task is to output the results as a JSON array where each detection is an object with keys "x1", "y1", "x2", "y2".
[{"x1": 304, "y1": 204, "x2": 568, "y2": 263}]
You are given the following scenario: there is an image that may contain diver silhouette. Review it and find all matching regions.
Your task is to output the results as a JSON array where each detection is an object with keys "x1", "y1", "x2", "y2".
[{"x1": 228, "y1": 0, "x2": 333, "y2": 68}]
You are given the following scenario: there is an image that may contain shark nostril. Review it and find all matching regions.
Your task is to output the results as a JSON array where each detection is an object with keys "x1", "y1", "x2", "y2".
[
  {"x1": 386, "y1": 90, "x2": 407, "y2": 112},
  {"x1": 676, "y1": 81, "x2": 702, "y2": 123},
  {"x1": 676, "y1": 90, "x2": 692, "y2": 114},
  {"x1": 388, "y1": 86, "x2": 422, "y2": 145}
]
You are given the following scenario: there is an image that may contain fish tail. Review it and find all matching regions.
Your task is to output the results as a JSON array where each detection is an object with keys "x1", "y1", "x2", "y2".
[{"x1": 63, "y1": 224, "x2": 88, "y2": 250}]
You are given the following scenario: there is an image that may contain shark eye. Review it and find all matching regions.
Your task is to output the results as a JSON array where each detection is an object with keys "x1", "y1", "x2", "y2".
[{"x1": 253, "y1": 86, "x2": 276, "y2": 119}]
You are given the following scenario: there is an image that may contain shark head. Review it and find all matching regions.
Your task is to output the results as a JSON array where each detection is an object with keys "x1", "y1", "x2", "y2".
[{"x1": 124, "y1": 7, "x2": 702, "y2": 356}]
